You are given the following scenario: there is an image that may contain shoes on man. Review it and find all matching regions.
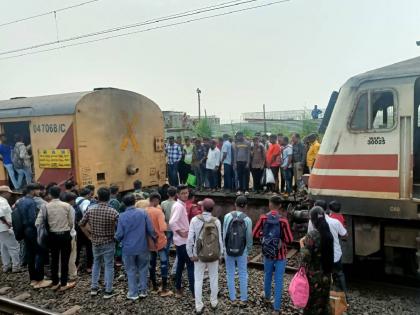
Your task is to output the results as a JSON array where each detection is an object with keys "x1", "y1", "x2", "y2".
[
  {"x1": 51, "y1": 284, "x2": 61, "y2": 291},
  {"x1": 34, "y1": 280, "x2": 52, "y2": 289},
  {"x1": 90, "y1": 288, "x2": 100, "y2": 296},
  {"x1": 139, "y1": 291, "x2": 148, "y2": 298},
  {"x1": 59, "y1": 282, "x2": 76, "y2": 292},
  {"x1": 103, "y1": 290, "x2": 116, "y2": 299},
  {"x1": 160, "y1": 289, "x2": 174, "y2": 297},
  {"x1": 126, "y1": 294, "x2": 139, "y2": 301},
  {"x1": 175, "y1": 289, "x2": 183, "y2": 298},
  {"x1": 211, "y1": 301, "x2": 218, "y2": 310}
]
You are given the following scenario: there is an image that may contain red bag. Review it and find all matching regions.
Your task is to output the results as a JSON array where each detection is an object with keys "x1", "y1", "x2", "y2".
[{"x1": 288, "y1": 267, "x2": 310, "y2": 308}]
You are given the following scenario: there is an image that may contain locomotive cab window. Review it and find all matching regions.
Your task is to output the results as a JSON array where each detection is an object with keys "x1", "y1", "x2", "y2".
[{"x1": 350, "y1": 90, "x2": 396, "y2": 131}]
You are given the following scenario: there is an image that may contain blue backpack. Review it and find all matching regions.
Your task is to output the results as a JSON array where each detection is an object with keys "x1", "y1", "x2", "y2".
[{"x1": 261, "y1": 212, "x2": 282, "y2": 259}]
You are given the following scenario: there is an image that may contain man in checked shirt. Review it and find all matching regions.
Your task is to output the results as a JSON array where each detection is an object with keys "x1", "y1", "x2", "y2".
[
  {"x1": 80, "y1": 187, "x2": 119, "y2": 299},
  {"x1": 166, "y1": 136, "x2": 183, "y2": 186},
  {"x1": 253, "y1": 195, "x2": 293, "y2": 315}
]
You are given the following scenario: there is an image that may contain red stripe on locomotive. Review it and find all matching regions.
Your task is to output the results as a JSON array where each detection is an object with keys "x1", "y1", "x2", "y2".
[
  {"x1": 309, "y1": 174, "x2": 399, "y2": 193},
  {"x1": 314, "y1": 154, "x2": 398, "y2": 170}
]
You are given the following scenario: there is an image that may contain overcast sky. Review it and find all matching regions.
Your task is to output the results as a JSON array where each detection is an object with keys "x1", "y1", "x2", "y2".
[{"x1": 1, "y1": 0, "x2": 420, "y2": 122}]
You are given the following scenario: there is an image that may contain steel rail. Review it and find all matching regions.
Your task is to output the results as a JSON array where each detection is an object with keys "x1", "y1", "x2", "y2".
[{"x1": 0, "y1": 296, "x2": 59, "y2": 315}]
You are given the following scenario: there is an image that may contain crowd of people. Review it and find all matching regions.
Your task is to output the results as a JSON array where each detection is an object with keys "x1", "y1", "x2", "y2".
[
  {"x1": 0, "y1": 175, "x2": 348, "y2": 314},
  {"x1": 165, "y1": 131, "x2": 321, "y2": 197}
]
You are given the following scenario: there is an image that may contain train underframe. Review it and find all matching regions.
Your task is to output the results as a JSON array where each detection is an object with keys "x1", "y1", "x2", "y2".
[{"x1": 196, "y1": 192, "x2": 420, "y2": 278}]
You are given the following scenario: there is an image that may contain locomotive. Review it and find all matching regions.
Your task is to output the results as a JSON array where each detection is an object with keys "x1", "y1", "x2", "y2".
[{"x1": 309, "y1": 56, "x2": 420, "y2": 276}]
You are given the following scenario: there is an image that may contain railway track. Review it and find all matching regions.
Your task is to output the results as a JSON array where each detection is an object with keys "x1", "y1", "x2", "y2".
[{"x1": 0, "y1": 296, "x2": 59, "y2": 315}]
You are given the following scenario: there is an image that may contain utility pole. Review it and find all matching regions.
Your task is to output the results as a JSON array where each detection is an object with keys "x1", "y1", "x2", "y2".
[
  {"x1": 263, "y1": 103, "x2": 267, "y2": 134},
  {"x1": 196, "y1": 88, "x2": 202, "y2": 120}
]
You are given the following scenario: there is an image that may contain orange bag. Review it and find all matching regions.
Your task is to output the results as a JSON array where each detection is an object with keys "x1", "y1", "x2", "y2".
[{"x1": 330, "y1": 291, "x2": 348, "y2": 315}]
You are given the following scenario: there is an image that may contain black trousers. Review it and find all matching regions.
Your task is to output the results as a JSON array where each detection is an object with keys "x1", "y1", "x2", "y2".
[
  {"x1": 24, "y1": 235, "x2": 45, "y2": 282},
  {"x1": 50, "y1": 231, "x2": 72, "y2": 286},
  {"x1": 251, "y1": 168, "x2": 264, "y2": 191},
  {"x1": 332, "y1": 259, "x2": 347, "y2": 296},
  {"x1": 76, "y1": 229, "x2": 93, "y2": 269}
]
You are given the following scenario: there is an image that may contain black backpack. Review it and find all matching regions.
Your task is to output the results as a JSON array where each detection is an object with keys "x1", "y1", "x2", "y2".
[
  {"x1": 12, "y1": 206, "x2": 25, "y2": 241},
  {"x1": 261, "y1": 212, "x2": 282, "y2": 259},
  {"x1": 225, "y1": 212, "x2": 247, "y2": 257},
  {"x1": 74, "y1": 198, "x2": 87, "y2": 226}
]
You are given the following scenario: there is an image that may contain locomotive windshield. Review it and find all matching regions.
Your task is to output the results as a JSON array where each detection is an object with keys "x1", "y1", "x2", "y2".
[{"x1": 350, "y1": 90, "x2": 395, "y2": 131}]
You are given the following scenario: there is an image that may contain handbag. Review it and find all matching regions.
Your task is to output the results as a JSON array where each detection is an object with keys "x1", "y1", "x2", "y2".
[
  {"x1": 187, "y1": 173, "x2": 197, "y2": 187},
  {"x1": 262, "y1": 168, "x2": 275, "y2": 185},
  {"x1": 288, "y1": 267, "x2": 310, "y2": 308},
  {"x1": 330, "y1": 291, "x2": 348, "y2": 315},
  {"x1": 37, "y1": 205, "x2": 50, "y2": 249}
]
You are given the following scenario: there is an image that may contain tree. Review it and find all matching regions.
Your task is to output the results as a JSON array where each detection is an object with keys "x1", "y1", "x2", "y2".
[{"x1": 193, "y1": 118, "x2": 212, "y2": 138}]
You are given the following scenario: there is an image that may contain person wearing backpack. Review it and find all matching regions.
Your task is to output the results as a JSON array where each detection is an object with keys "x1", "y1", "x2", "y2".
[
  {"x1": 15, "y1": 183, "x2": 52, "y2": 288},
  {"x1": 223, "y1": 196, "x2": 253, "y2": 307},
  {"x1": 74, "y1": 188, "x2": 93, "y2": 272},
  {"x1": 186, "y1": 198, "x2": 223, "y2": 314},
  {"x1": 253, "y1": 195, "x2": 294, "y2": 315}
]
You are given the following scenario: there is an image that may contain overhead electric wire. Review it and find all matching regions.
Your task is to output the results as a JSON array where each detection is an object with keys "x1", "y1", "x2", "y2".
[
  {"x1": 0, "y1": 0, "x2": 290, "y2": 61},
  {"x1": 0, "y1": 0, "x2": 264, "y2": 56},
  {"x1": 0, "y1": 0, "x2": 102, "y2": 28}
]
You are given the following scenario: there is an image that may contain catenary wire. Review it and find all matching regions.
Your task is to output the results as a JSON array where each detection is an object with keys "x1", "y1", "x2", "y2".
[
  {"x1": 0, "y1": 0, "x2": 264, "y2": 56},
  {"x1": 0, "y1": 0, "x2": 102, "y2": 28},
  {"x1": 0, "y1": 0, "x2": 290, "y2": 61}
]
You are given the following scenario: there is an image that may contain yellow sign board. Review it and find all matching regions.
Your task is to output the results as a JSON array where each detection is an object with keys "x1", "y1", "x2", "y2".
[{"x1": 38, "y1": 149, "x2": 72, "y2": 169}]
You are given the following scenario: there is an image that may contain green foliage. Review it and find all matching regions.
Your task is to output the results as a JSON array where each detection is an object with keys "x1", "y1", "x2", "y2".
[
  {"x1": 193, "y1": 118, "x2": 212, "y2": 138},
  {"x1": 301, "y1": 119, "x2": 319, "y2": 137}
]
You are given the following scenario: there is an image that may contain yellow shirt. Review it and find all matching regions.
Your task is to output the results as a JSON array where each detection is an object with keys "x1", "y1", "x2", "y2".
[{"x1": 306, "y1": 140, "x2": 320, "y2": 168}]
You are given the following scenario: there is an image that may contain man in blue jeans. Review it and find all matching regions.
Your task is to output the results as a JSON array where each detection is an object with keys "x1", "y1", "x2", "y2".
[
  {"x1": 280, "y1": 136, "x2": 293, "y2": 196},
  {"x1": 80, "y1": 187, "x2": 119, "y2": 299},
  {"x1": 253, "y1": 196, "x2": 293, "y2": 314},
  {"x1": 223, "y1": 196, "x2": 253, "y2": 306},
  {"x1": 115, "y1": 193, "x2": 156, "y2": 300}
]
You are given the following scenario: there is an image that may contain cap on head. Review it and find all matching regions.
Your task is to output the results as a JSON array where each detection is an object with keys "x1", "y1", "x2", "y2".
[
  {"x1": 198, "y1": 198, "x2": 215, "y2": 211},
  {"x1": 235, "y1": 195, "x2": 248, "y2": 208}
]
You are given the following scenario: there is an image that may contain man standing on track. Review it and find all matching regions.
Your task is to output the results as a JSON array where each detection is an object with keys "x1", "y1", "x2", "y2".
[
  {"x1": 253, "y1": 196, "x2": 293, "y2": 315},
  {"x1": 166, "y1": 136, "x2": 183, "y2": 187},
  {"x1": 169, "y1": 185, "x2": 194, "y2": 298},
  {"x1": 80, "y1": 187, "x2": 119, "y2": 299},
  {"x1": 0, "y1": 186, "x2": 20, "y2": 273}
]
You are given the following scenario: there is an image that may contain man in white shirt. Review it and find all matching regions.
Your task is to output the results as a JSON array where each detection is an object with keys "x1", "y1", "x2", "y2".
[
  {"x1": 0, "y1": 186, "x2": 20, "y2": 273},
  {"x1": 221, "y1": 134, "x2": 233, "y2": 192},
  {"x1": 187, "y1": 198, "x2": 223, "y2": 314},
  {"x1": 205, "y1": 140, "x2": 221, "y2": 191},
  {"x1": 307, "y1": 208, "x2": 348, "y2": 296}
]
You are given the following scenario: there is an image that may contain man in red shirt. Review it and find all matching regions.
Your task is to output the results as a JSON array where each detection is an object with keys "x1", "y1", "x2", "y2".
[
  {"x1": 328, "y1": 201, "x2": 346, "y2": 228},
  {"x1": 265, "y1": 135, "x2": 282, "y2": 193},
  {"x1": 253, "y1": 196, "x2": 293, "y2": 315}
]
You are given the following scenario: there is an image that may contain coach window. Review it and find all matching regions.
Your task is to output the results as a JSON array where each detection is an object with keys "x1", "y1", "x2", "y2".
[{"x1": 350, "y1": 92, "x2": 368, "y2": 130}]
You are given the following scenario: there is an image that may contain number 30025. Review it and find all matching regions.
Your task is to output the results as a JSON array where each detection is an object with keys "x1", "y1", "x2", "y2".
[{"x1": 367, "y1": 137, "x2": 385, "y2": 145}]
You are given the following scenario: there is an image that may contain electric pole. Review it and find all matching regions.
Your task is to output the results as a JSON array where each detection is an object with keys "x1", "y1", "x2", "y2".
[
  {"x1": 263, "y1": 104, "x2": 267, "y2": 134},
  {"x1": 196, "y1": 88, "x2": 202, "y2": 120}
]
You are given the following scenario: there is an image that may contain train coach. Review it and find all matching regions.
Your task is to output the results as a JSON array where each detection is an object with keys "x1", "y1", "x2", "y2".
[
  {"x1": 309, "y1": 56, "x2": 420, "y2": 276},
  {"x1": 0, "y1": 88, "x2": 166, "y2": 190}
]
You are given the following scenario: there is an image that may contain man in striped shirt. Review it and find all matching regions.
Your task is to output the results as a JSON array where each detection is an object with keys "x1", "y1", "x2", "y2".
[{"x1": 253, "y1": 195, "x2": 293, "y2": 315}]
